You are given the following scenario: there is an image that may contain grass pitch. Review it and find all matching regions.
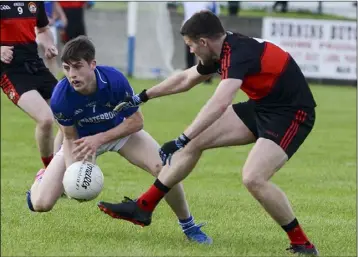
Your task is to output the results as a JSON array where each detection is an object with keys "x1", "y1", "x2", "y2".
[{"x1": 1, "y1": 79, "x2": 356, "y2": 256}]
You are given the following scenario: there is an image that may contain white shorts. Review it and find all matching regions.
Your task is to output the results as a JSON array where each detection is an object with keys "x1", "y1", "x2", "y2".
[
  {"x1": 56, "y1": 135, "x2": 131, "y2": 158},
  {"x1": 36, "y1": 25, "x2": 58, "y2": 45}
]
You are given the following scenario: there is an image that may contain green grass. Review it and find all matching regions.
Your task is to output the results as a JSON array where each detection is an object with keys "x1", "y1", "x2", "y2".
[
  {"x1": 93, "y1": 2, "x2": 354, "y2": 20},
  {"x1": 1, "y1": 80, "x2": 356, "y2": 256}
]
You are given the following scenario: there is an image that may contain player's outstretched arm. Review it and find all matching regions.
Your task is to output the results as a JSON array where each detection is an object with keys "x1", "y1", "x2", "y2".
[
  {"x1": 114, "y1": 66, "x2": 211, "y2": 112},
  {"x1": 159, "y1": 78, "x2": 242, "y2": 165},
  {"x1": 183, "y1": 78, "x2": 242, "y2": 139},
  {"x1": 146, "y1": 65, "x2": 212, "y2": 99}
]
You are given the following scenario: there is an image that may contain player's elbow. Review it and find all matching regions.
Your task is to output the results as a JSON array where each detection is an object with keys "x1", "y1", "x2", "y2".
[
  {"x1": 179, "y1": 81, "x2": 192, "y2": 92},
  {"x1": 214, "y1": 99, "x2": 231, "y2": 114},
  {"x1": 36, "y1": 25, "x2": 50, "y2": 34},
  {"x1": 217, "y1": 94, "x2": 235, "y2": 111}
]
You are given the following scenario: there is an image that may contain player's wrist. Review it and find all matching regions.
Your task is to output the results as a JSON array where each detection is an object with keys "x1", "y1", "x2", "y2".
[
  {"x1": 95, "y1": 132, "x2": 106, "y2": 146},
  {"x1": 138, "y1": 89, "x2": 149, "y2": 102},
  {"x1": 178, "y1": 133, "x2": 191, "y2": 146}
]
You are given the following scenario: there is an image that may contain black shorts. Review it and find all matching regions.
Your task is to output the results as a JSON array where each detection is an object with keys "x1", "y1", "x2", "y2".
[
  {"x1": 232, "y1": 100, "x2": 315, "y2": 159},
  {"x1": 62, "y1": 8, "x2": 86, "y2": 43},
  {"x1": 0, "y1": 59, "x2": 57, "y2": 105}
]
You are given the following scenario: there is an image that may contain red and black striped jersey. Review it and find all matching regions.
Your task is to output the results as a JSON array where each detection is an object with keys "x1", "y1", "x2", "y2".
[
  {"x1": 0, "y1": 1, "x2": 49, "y2": 67},
  {"x1": 197, "y1": 32, "x2": 316, "y2": 108},
  {"x1": 58, "y1": 1, "x2": 86, "y2": 9}
]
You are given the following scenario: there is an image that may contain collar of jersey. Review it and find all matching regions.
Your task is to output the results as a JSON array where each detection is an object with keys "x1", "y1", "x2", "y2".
[
  {"x1": 219, "y1": 31, "x2": 231, "y2": 61},
  {"x1": 94, "y1": 67, "x2": 108, "y2": 90}
]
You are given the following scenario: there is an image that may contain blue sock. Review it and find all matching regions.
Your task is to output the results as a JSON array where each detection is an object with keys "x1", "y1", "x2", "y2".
[{"x1": 179, "y1": 215, "x2": 196, "y2": 231}]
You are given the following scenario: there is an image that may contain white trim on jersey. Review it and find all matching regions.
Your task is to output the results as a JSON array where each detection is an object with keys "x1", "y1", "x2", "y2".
[{"x1": 95, "y1": 68, "x2": 108, "y2": 84}]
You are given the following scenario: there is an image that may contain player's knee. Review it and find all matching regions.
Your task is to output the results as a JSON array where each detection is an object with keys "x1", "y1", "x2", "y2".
[
  {"x1": 185, "y1": 140, "x2": 204, "y2": 154},
  {"x1": 242, "y1": 168, "x2": 265, "y2": 191},
  {"x1": 31, "y1": 196, "x2": 54, "y2": 212},
  {"x1": 37, "y1": 115, "x2": 54, "y2": 131},
  {"x1": 148, "y1": 162, "x2": 162, "y2": 177}
]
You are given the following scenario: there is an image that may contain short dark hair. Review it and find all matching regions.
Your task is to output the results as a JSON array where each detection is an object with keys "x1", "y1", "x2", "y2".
[
  {"x1": 180, "y1": 11, "x2": 225, "y2": 40},
  {"x1": 61, "y1": 35, "x2": 95, "y2": 64}
]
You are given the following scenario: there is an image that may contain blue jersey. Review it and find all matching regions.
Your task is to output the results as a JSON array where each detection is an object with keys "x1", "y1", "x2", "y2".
[{"x1": 51, "y1": 66, "x2": 138, "y2": 138}]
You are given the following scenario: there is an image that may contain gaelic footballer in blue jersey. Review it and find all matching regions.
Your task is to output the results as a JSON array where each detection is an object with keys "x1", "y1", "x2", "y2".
[{"x1": 26, "y1": 36, "x2": 212, "y2": 244}]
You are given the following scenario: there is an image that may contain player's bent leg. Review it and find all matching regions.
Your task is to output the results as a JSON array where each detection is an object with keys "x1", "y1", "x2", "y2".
[
  {"x1": 97, "y1": 105, "x2": 256, "y2": 240},
  {"x1": 158, "y1": 105, "x2": 256, "y2": 187},
  {"x1": 29, "y1": 151, "x2": 66, "y2": 212},
  {"x1": 53, "y1": 129, "x2": 64, "y2": 154},
  {"x1": 191, "y1": 105, "x2": 256, "y2": 150},
  {"x1": 242, "y1": 138, "x2": 290, "y2": 223},
  {"x1": 47, "y1": 98, "x2": 64, "y2": 154},
  {"x1": 17, "y1": 90, "x2": 55, "y2": 166},
  {"x1": 118, "y1": 130, "x2": 190, "y2": 219},
  {"x1": 105, "y1": 130, "x2": 212, "y2": 244},
  {"x1": 242, "y1": 138, "x2": 318, "y2": 255}
]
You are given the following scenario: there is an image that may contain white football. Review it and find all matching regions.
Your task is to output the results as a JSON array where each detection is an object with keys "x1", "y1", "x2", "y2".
[{"x1": 63, "y1": 161, "x2": 104, "y2": 201}]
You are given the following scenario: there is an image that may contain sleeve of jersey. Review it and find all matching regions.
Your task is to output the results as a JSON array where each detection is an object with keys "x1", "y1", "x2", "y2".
[
  {"x1": 36, "y1": 2, "x2": 49, "y2": 28},
  {"x1": 224, "y1": 47, "x2": 257, "y2": 80},
  {"x1": 50, "y1": 98, "x2": 75, "y2": 126},
  {"x1": 196, "y1": 61, "x2": 217, "y2": 75}
]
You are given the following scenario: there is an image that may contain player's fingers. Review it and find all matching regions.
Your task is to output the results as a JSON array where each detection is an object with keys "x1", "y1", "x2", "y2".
[
  {"x1": 1, "y1": 57, "x2": 11, "y2": 64},
  {"x1": 82, "y1": 155, "x2": 88, "y2": 163},
  {"x1": 46, "y1": 51, "x2": 54, "y2": 59},
  {"x1": 83, "y1": 152, "x2": 90, "y2": 163},
  {"x1": 72, "y1": 145, "x2": 81, "y2": 154},
  {"x1": 73, "y1": 143, "x2": 86, "y2": 154},
  {"x1": 4, "y1": 52, "x2": 11, "y2": 59},
  {"x1": 78, "y1": 146, "x2": 91, "y2": 159},
  {"x1": 91, "y1": 153, "x2": 96, "y2": 164},
  {"x1": 44, "y1": 51, "x2": 50, "y2": 59},
  {"x1": 74, "y1": 138, "x2": 84, "y2": 144},
  {"x1": 168, "y1": 154, "x2": 173, "y2": 166},
  {"x1": 50, "y1": 47, "x2": 58, "y2": 56},
  {"x1": 44, "y1": 48, "x2": 54, "y2": 58},
  {"x1": 76, "y1": 147, "x2": 89, "y2": 161},
  {"x1": 83, "y1": 150, "x2": 95, "y2": 163},
  {"x1": 161, "y1": 153, "x2": 167, "y2": 166}
]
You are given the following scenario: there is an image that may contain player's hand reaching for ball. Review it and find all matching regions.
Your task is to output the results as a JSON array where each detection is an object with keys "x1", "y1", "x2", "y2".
[
  {"x1": 1, "y1": 46, "x2": 14, "y2": 64},
  {"x1": 159, "y1": 133, "x2": 191, "y2": 165},
  {"x1": 44, "y1": 45, "x2": 58, "y2": 59},
  {"x1": 73, "y1": 135, "x2": 103, "y2": 161},
  {"x1": 114, "y1": 89, "x2": 149, "y2": 112}
]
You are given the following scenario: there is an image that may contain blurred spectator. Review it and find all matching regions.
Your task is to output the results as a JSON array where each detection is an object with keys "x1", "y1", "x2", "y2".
[
  {"x1": 37, "y1": 1, "x2": 67, "y2": 76},
  {"x1": 167, "y1": 2, "x2": 178, "y2": 11},
  {"x1": 273, "y1": 1, "x2": 288, "y2": 13},
  {"x1": 228, "y1": 1, "x2": 240, "y2": 16},
  {"x1": 58, "y1": 1, "x2": 94, "y2": 44}
]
